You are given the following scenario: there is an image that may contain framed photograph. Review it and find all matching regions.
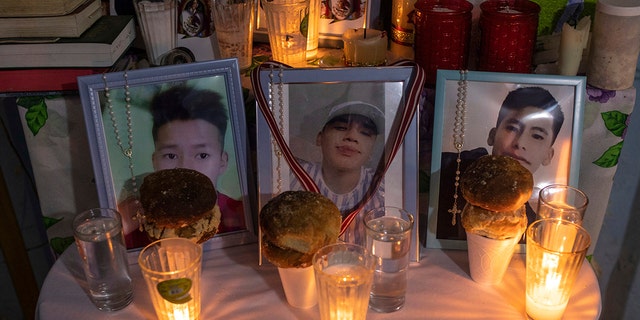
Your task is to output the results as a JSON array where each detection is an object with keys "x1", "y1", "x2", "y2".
[
  {"x1": 251, "y1": 60, "x2": 425, "y2": 261},
  {"x1": 254, "y1": 0, "x2": 384, "y2": 47},
  {"x1": 78, "y1": 59, "x2": 256, "y2": 251},
  {"x1": 427, "y1": 70, "x2": 586, "y2": 250}
]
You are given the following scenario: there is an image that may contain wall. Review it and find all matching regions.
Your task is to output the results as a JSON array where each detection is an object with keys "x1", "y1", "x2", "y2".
[{"x1": 593, "y1": 56, "x2": 640, "y2": 319}]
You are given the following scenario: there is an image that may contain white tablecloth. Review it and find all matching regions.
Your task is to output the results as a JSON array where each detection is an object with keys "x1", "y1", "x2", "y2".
[{"x1": 36, "y1": 242, "x2": 601, "y2": 319}]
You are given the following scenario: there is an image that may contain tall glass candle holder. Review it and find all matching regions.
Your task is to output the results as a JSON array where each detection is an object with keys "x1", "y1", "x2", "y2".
[
  {"x1": 477, "y1": 0, "x2": 540, "y2": 73},
  {"x1": 133, "y1": 0, "x2": 177, "y2": 66},
  {"x1": 262, "y1": 0, "x2": 310, "y2": 67},
  {"x1": 526, "y1": 219, "x2": 591, "y2": 320},
  {"x1": 305, "y1": 0, "x2": 319, "y2": 60},
  {"x1": 390, "y1": 0, "x2": 417, "y2": 59},
  {"x1": 413, "y1": 0, "x2": 473, "y2": 85}
]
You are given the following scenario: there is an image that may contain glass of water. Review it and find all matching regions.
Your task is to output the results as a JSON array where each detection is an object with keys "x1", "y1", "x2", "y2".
[
  {"x1": 363, "y1": 206, "x2": 414, "y2": 312},
  {"x1": 72, "y1": 208, "x2": 133, "y2": 311},
  {"x1": 537, "y1": 184, "x2": 589, "y2": 224},
  {"x1": 211, "y1": 0, "x2": 256, "y2": 71}
]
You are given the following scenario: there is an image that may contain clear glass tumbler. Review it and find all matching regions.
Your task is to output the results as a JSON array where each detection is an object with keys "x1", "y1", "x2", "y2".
[
  {"x1": 364, "y1": 206, "x2": 414, "y2": 312},
  {"x1": 72, "y1": 208, "x2": 133, "y2": 311}
]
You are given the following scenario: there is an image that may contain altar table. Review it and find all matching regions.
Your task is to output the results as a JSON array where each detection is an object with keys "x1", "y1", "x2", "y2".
[{"x1": 36, "y1": 242, "x2": 601, "y2": 319}]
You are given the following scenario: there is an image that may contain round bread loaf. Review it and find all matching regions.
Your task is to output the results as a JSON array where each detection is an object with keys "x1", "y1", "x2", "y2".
[
  {"x1": 461, "y1": 203, "x2": 527, "y2": 240},
  {"x1": 140, "y1": 168, "x2": 221, "y2": 244},
  {"x1": 260, "y1": 191, "x2": 342, "y2": 268},
  {"x1": 460, "y1": 155, "x2": 533, "y2": 212}
]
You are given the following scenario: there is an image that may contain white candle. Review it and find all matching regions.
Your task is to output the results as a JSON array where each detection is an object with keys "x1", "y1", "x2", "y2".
[
  {"x1": 526, "y1": 293, "x2": 568, "y2": 320},
  {"x1": 342, "y1": 28, "x2": 388, "y2": 67},
  {"x1": 526, "y1": 252, "x2": 567, "y2": 320},
  {"x1": 558, "y1": 15, "x2": 591, "y2": 76},
  {"x1": 170, "y1": 303, "x2": 190, "y2": 320}
]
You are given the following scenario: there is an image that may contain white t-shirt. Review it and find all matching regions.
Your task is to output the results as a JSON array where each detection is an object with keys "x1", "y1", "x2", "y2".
[{"x1": 291, "y1": 159, "x2": 385, "y2": 245}]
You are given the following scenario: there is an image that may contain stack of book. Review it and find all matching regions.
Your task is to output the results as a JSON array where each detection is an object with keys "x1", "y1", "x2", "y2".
[{"x1": 0, "y1": 0, "x2": 136, "y2": 93}]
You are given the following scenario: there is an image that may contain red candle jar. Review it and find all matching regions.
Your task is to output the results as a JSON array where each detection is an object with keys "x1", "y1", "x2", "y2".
[
  {"x1": 477, "y1": 0, "x2": 540, "y2": 73},
  {"x1": 413, "y1": 0, "x2": 473, "y2": 85}
]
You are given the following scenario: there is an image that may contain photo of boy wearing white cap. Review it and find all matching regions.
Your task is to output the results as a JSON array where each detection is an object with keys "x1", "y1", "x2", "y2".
[{"x1": 291, "y1": 101, "x2": 385, "y2": 243}]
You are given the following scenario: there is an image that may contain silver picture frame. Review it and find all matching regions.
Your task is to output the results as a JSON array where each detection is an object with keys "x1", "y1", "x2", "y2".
[
  {"x1": 251, "y1": 60, "x2": 425, "y2": 261},
  {"x1": 78, "y1": 58, "x2": 257, "y2": 251}
]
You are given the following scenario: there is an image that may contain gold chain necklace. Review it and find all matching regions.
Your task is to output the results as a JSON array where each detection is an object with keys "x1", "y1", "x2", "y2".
[{"x1": 448, "y1": 69, "x2": 468, "y2": 226}]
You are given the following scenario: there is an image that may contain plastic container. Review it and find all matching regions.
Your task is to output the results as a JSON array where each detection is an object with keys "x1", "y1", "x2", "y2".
[{"x1": 587, "y1": 0, "x2": 640, "y2": 90}]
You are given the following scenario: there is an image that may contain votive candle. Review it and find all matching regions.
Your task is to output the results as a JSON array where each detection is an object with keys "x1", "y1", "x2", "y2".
[
  {"x1": 413, "y1": 0, "x2": 473, "y2": 85},
  {"x1": 525, "y1": 219, "x2": 590, "y2": 320},
  {"x1": 342, "y1": 28, "x2": 388, "y2": 67},
  {"x1": 477, "y1": 0, "x2": 540, "y2": 73}
]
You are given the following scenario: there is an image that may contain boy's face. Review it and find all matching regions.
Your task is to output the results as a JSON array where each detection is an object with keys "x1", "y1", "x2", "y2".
[
  {"x1": 153, "y1": 119, "x2": 228, "y2": 185},
  {"x1": 316, "y1": 117, "x2": 377, "y2": 172},
  {"x1": 488, "y1": 106, "x2": 555, "y2": 173}
]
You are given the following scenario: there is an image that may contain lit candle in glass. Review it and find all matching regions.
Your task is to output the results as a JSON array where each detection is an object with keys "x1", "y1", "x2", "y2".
[
  {"x1": 477, "y1": 0, "x2": 540, "y2": 73},
  {"x1": 413, "y1": 0, "x2": 473, "y2": 85},
  {"x1": 313, "y1": 243, "x2": 375, "y2": 320},
  {"x1": 525, "y1": 219, "x2": 590, "y2": 320},
  {"x1": 139, "y1": 238, "x2": 203, "y2": 320}
]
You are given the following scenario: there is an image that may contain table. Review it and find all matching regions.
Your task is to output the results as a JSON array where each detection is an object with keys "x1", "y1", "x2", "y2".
[{"x1": 36, "y1": 242, "x2": 601, "y2": 319}]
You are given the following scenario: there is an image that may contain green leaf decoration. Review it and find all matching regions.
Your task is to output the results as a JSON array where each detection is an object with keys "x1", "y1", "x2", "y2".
[
  {"x1": 17, "y1": 96, "x2": 49, "y2": 136},
  {"x1": 50, "y1": 236, "x2": 75, "y2": 255},
  {"x1": 43, "y1": 216, "x2": 64, "y2": 229},
  {"x1": 601, "y1": 110, "x2": 628, "y2": 137},
  {"x1": 16, "y1": 96, "x2": 43, "y2": 108},
  {"x1": 593, "y1": 141, "x2": 623, "y2": 168}
]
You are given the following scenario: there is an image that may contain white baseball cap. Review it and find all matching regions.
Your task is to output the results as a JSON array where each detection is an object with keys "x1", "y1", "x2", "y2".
[{"x1": 325, "y1": 101, "x2": 385, "y2": 133}]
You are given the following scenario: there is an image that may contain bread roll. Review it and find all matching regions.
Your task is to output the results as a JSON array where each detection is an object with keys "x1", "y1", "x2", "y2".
[
  {"x1": 260, "y1": 191, "x2": 341, "y2": 268},
  {"x1": 460, "y1": 155, "x2": 533, "y2": 212},
  {"x1": 461, "y1": 203, "x2": 527, "y2": 240},
  {"x1": 140, "y1": 168, "x2": 221, "y2": 244}
]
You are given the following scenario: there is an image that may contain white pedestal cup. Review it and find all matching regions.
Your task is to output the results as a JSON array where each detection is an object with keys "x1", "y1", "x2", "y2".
[
  {"x1": 277, "y1": 266, "x2": 317, "y2": 308},
  {"x1": 466, "y1": 231, "x2": 519, "y2": 285}
]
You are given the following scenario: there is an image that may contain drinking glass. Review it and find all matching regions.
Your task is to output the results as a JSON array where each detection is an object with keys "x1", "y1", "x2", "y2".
[
  {"x1": 211, "y1": 0, "x2": 256, "y2": 71},
  {"x1": 72, "y1": 208, "x2": 133, "y2": 311},
  {"x1": 262, "y1": 0, "x2": 310, "y2": 67},
  {"x1": 526, "y1": 219, "x2": 591, "y2": 320},
  {"x1": 363, "y1": 206, "x2": 414, "y2": 312},
  {"x1": 537, "y1": 184, "x2": 588, "y2": 224},
  {"x1": 138, "y1": 238, "x2": 203, "y2": 320},
  {"x1": 313, "y1": 243, "x2": 375, "y2": 320},
  {"x1": 133, "y1": 0, "x2": 177, "y2": 65}
]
